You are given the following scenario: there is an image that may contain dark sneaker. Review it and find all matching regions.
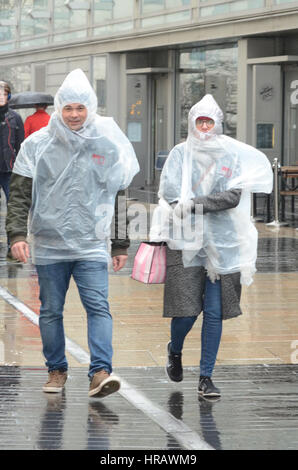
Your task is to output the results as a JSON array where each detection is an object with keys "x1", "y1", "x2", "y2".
[
  {"x1": 198, "y1": 376, "x2": 221, "y2": 397},
  {"x1": 43, "y1": 370, "x2": 68, "y2": 393},
  {"x1": 166, "y1": 341, "x2": 183, "y2": 382},
  {"x1": 88, "y1": 370, "x2": 121, "y2": 398}
]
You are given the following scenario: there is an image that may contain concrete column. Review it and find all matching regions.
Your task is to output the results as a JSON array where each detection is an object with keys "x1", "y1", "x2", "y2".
[
  {"x1": 119, "y1": 53, "x2": 128, "y2": 133},
  {"x1": 167, "y1": 49, "x2": 176, "y2": 151},
  {"x1": 237, "y1": 39, "x2": 252, "y2": 144},
  {"x1": 106, "y1": 53, "x2": 127, "y2": 132}
]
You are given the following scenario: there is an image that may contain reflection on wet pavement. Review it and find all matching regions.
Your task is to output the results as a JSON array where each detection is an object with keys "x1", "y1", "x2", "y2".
[
  {"x1": 0, "y1": 365, "x2": 298, "y2": 450},
  {"x1": 0, "y1": 367, "x2": 182, "y2": 450}
]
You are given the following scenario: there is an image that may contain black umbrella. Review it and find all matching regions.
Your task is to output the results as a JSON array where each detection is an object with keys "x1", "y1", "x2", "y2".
[{"x1": 9, "y1": 91, "x2": 54, "y2": 109}]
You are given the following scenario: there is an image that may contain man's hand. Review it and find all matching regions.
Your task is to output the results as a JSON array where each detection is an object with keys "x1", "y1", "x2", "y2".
[
  {"x1": 11, "y1": 241, "x2": 30, "y2": 263},
  {"x1": 112, "y1": 254, "x2": 128, "y2": 272}
]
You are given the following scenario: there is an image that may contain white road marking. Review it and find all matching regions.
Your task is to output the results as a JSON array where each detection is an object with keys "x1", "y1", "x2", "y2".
[{"x1": 0, "y1": 284, "x2": 213, "y2": 450}]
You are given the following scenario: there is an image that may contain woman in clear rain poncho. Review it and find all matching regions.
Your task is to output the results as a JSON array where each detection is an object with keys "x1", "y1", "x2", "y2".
[
  {"x1": 150, "y1": 94, "x2": 272, "y2": 397},
  {"x1": 6, "y1": 69, "x2": 139, "y2": 398}
]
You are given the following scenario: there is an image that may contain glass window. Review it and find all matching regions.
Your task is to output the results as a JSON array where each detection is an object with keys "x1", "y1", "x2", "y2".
[
  {"x1": 0, "y1": 64, "x2": 31, "y2": 94},
  {"x1": 0, "y1": 0, "x2": 16, "y2": 21},
  {"x1": 0, "y1": 42, "x2": 15, "y2": 51},
  {"x1": 166, "y1": 0, "x2": 190, "y2": 7},
  {"x1": 0, "y1": 26, "x2": 13, "y2": 42},
  {"x1": 20, "y1": 0, "x2": 49, "y2": 37},
  {"x1": 257, "y1": 124, "x2": 274, "y2": 149},
  {"x1": 141, "y1": 0, "x2": 165, "y2": 14},
  {"x1": 200, "y1": 0, "x2": 265, "y2": 17},
  {"x1": 178, "y1": 45, "x2": 238, "y2": 141},
  {"x1": 179, "y1": 72, "x2": 205, "y2": 141},
  {"x1": 200, "y1": 4, "x2": 228, "y2": 17},
  {"x1": 274, "y1": 0, "x2": 298, "y2": 4},
  {"x1": 141, "y1": 9, "x2": 190, "y2": 27},
  {"x1": 231, "y1": 0, "x2": 264, "y2": 11},
  {"x1": 93, "y1": 56, "x2": 107, "y2": 115},
  {"x1": 93, "y1": 0, "x2": 134, "y2": 24},
  {"x1": 0, "y1": 0, "x2": 16, "y2": 41},
  {"x1": 141, "y1": 0, "x2": 190, "y2": 14},
  {"x1": 94, "y1": 21, "x2": 133, "y2": 36},
  {"x1": 53, "y1": 30, "x2": 87, "y2": 43},
  {"x1": 53, "y1": 0, "x2": 88, "y2": 31},
  {"x1": 20, "y1": 37, "x2": 49, "y2": 49},
  {"x1": 1, "y1": 64, "x2": 32, "y2": 121}
]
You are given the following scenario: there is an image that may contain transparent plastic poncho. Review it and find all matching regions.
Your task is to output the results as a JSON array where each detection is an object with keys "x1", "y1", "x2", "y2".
[
  {"x1": 13, "y1": 69, "x2": 139, "y2": 265},
  {"x1": 150, "y1": 95, "x2": 273, "y2": 285}
]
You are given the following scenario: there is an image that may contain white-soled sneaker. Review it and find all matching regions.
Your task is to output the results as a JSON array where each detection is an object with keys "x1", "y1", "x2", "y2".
[
  {"x1": 42, "y1": 370, "x2": 68, "y2": 393},
  {"x1": 198, "y1": 376, "x2": 221, "y2": 397}
]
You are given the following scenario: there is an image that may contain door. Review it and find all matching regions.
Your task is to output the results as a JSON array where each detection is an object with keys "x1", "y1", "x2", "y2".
[
  {"x1": 153, "y1": 74, "x2": 168, "y2": 183},
  {"x1": 126, "y1": 74, "x2": 151, "y2": 187},
  {"x1": 252, "y1": 65, "x2": 282, "y2": 165},
  {"x1": 284, "y1": 68, "x2": 298, "y2": 166},
  {"x1": 127, "y1": 73, "x2": 169, "y2": 187}
]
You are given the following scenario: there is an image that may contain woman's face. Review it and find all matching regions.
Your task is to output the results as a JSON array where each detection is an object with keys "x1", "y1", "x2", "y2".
[{"x1": 196, "y1": 117, "x2": 215, "y2": 133}]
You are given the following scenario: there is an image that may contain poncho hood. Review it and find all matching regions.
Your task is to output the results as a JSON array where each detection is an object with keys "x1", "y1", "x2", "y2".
[
  {"x1": 188, "y1": 94, "x2": 223, "y2": 141},
  {"x1": 48, "y1": 68, "x2": 106, "y2": 144},
  {"x1": 54, "y1": 68, "x2": 97, "y2": 128}
]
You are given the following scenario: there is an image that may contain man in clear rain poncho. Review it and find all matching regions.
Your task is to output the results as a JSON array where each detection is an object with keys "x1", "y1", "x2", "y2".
[
  {"x1": 6, "y1": 69, "x2": 139, "y2": 398},
  {"x1": 150, "y1": 94, "x2": 273, "y2": 397}
]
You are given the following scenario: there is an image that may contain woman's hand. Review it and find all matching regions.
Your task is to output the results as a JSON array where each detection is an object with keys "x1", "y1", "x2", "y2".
[
  {"x1": 112, "y1": 254, "x2": 128, "y2": 272},
  {"x1": 173, "y1": 200, "x2": 195, "y2": 218}
]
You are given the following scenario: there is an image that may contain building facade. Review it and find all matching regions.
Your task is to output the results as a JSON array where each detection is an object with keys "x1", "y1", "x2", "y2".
[{"x1": 0, "y1": 0, "x2": 298, "y2": 188}]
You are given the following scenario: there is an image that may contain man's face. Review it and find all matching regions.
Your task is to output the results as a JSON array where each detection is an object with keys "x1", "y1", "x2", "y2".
[
  {"x1": 0, "y1": 86, "x2": 9, "y2": 106},
  {"x1": 196, "y1": 117, "x2": 215, "y2": 133},
  {"x1": 62, "y1": 103, "x2": 88, "y2": 130}
]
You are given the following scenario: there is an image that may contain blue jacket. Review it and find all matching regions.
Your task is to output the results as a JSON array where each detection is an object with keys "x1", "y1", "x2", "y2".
[{"x1": 0, "y1": 107, "x2": 24, "y2": 173}]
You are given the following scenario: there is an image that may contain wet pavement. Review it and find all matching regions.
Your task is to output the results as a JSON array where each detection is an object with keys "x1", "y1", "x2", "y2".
[
  {"x1": 0, "y1": 365, "x2": 298, "y2": 451},
  {"x1": 257, "y1": 237, "x2": 298, "y2": 272},
  {"x1": 0, "y1": 191, "x2": 297, "y2": 452}
]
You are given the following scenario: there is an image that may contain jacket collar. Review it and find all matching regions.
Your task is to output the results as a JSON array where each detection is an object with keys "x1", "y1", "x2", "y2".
[{"x1": 0, "y1": 103, "x2": 9, "y2": 122}]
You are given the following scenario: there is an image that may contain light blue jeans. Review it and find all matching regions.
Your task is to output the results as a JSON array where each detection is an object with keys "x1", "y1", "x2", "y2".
[
  {"x1": 36, "y1": 261, "x2": 113, "y2": 378},
  {"x1": 170, "y1": 278, "x2": 222, "y2": 377}
]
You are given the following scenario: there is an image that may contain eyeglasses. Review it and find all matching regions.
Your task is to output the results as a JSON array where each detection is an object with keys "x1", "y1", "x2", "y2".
[{"x1": 196, "y1": 119, "x2": 215, "y2": 127}]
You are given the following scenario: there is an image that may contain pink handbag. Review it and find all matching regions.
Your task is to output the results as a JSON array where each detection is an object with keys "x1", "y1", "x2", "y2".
[{"x1": 131, "y1": 242, "x2": 166, "y2": 284}]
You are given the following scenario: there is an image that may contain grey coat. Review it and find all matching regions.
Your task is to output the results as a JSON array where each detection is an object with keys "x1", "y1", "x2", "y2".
[{"x1": 163, "y1": 189, "x2": 243, "y2": 321}]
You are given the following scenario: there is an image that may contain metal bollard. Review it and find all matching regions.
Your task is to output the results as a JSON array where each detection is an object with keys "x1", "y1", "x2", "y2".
[{"x1": 266, "y1": 157, "x2": 288, "y2": 227}]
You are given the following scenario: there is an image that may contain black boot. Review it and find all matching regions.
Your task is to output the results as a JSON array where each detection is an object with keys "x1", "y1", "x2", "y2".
[
  {"x1": 198, "y1": 376, "x2": 221, "y2": 397},
  {"x1": 166, "y1": 342, "x2": 183, "y2": 382}
]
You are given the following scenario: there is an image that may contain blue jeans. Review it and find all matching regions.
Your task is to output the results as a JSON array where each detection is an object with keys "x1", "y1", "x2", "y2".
[
  {"x1": 170, "y1": 278, "x2": 222, "y2": 377},
  {"x1": 36, "y1": 261, "x2": 113, "y2": 378},
  {"x1": 0, "y1": 172, "x2": 11, "y2": 202}
]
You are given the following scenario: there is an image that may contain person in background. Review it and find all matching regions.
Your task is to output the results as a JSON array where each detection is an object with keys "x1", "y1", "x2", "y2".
[
  {"x1": 0, "y1": 80, "x2": 24, "y2": 261},
  {"x1": 24, "y1": 104, "x2": 50, "y2": 138}
]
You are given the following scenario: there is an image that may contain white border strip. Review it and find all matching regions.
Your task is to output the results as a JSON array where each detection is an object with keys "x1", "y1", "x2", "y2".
[
  {"x1": 0, "y1": 285, "x2": 213, "y2": 451},
  {"x1": 119, "y1": 378, "x2": 213, "y2": 450}
]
